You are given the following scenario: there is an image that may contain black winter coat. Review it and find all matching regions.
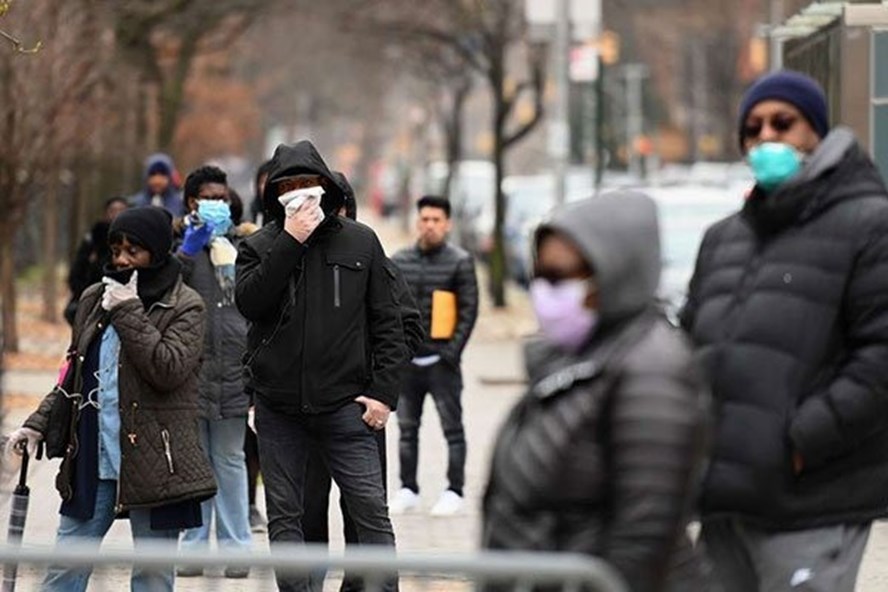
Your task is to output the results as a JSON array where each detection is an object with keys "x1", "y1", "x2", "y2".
[
  {"x1": 483, "y1": 312, "x2": 709, "y2": 592},
  {"x1": 681, "y1": 128, "x2": 888, "y2": 529},
  {"x1": 390, "y1": 242, "x2": 478, "y2": 365},
  {"x1": 236, "y1": 216, "x2": 405, "y2": 413},
  {"x1": 179, "y1": 232, "x2": 250, "y2": 420}
]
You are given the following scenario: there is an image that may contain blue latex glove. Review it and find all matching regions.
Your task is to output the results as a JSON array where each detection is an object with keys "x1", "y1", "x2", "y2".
[{"x1": 180, "y1": 221, "x2": 213, "y2": 256}]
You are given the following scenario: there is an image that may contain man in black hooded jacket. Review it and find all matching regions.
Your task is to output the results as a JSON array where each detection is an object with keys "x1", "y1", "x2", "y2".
[{"x1": 236, "y1": 141, "x2": 405, "y2": 591}]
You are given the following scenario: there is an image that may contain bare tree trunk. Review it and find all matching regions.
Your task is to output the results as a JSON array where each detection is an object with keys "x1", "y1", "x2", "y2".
[
  {"x1": 42, "y1": 171, "x2": 60, "y2": 323},
  {"x1": 489, "y1": 64, "x2": 508, "y2": 308},
  {"x1": 442, "y1": 79, "x2": 470, "y2": 202},
  {"x1": 1, "y1": 231, "x2": 19, "y2": 354},
  {"x1": 158, "y1": 37, "x2": 198, "y2": 152}
]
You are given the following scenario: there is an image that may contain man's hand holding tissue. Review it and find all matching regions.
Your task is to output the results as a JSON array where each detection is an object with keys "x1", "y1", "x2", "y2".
[{"x1": 281, "y1": 187, "x2": 325, "y2": 244}]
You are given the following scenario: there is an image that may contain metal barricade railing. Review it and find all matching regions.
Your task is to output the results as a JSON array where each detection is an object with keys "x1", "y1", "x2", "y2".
[{"x1": 0, "y1": 541, "x2": 629, "y2": 592}]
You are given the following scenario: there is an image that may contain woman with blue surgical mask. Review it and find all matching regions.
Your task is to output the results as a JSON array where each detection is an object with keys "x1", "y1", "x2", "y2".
[
  {"x1": 482, "y1": 192, "x2": 712, "y2": 592},
  {"x1": 176, "y1": 165, "x2": 255, "y2": 578}
]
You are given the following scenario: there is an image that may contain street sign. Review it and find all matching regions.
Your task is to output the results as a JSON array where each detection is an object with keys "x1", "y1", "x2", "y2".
[
  {"x1": 525, "y1": 0, "x2": 601, "y2": 40},
  {"x1": 570, "y1": 45, "x2": 599, "y2": 82}
]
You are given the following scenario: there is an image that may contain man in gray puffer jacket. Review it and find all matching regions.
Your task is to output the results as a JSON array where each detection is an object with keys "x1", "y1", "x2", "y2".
[{"x1": 483, "y1": 192, "x2": 711, "y2": 592}]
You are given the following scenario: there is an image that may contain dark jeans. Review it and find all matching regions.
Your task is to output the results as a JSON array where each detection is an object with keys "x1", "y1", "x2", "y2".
[
  {"x1": 255, "y1": 399, "x2": 397, "y2": 592},
  {"x1": 245, "y1": 425, "x2": 261, "y2": 506},
  {"x1": 397, "y1": 361, "x2": 465, "y2": 495},
  {"x1": 304, "y1": 429, "x2": 388, "y2": 592}
]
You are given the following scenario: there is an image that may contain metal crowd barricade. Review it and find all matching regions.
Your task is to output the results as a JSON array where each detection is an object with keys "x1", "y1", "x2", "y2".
[{"x1": 0, "y1": 541, "x2": 629, "y2": 591}]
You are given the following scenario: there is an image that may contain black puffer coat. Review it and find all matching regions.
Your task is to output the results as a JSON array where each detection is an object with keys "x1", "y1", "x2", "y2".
[
  {"x1": 390, "y1": 242, "x2": 478, "y2": 365},
  {"x1": 680, "y1": 127, "x2": 888, "y2": 529},
  {"x1": 484, "y1": 193, "x2": 710, "y2": 592}
]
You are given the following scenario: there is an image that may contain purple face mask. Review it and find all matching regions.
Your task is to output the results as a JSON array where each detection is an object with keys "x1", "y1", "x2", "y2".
[{"x1": 530, "y1": 278, "x2": 599, "y2": 352}]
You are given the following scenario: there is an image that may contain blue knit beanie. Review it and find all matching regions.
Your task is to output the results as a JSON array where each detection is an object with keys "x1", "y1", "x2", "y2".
[{"x1": 738, "y1": 70, "x2": 829, "y2": 151}]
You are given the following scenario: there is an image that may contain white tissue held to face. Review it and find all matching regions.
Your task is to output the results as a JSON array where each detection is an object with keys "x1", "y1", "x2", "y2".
[{"x1": 278, "y1": 186, "x2": 326, "y2": 218}]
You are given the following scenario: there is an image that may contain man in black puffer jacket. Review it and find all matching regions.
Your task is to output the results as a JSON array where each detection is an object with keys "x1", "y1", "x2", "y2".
[
  {"x1": 681, "y1": 70, "x2": 888, "y2": 592},
  {"x1": 390, "y1": 195, "x2": 478, "y2": 517},
  {"x1": 236, "y1": 141, "x2": 405, "y2": 592}
]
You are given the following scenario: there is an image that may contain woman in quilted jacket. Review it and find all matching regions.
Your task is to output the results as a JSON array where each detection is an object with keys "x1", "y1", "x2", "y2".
[
  {"x1": 4, "y1": 206, "x2": 216, "y2": 592},
  {"x1": 482, "y1": 192, "x2": 710, "y2": 592}
]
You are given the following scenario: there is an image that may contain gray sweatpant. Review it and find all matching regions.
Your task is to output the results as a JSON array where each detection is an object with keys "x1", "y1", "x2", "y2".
[{"x1": 701, "y1": 517, "x2": 871, "y2": 592}]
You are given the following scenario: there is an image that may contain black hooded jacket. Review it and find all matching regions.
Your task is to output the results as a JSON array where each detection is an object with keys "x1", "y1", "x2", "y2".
[
  {"x1": 235, "y1": 141, "x2": 406, "y2": 413},
  {"x1": 681, "y1": 128, "x2": 888, "y2": 529}
]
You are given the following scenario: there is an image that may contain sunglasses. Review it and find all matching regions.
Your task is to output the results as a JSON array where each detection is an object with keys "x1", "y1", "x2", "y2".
[
  {"x1": 534, "y1": 267, "x2": 594, "y2": 285},
  {"x1": 742, "y1": 113, "x2": 799, "y2": 139},
  {"x1": 275, "y1": 175, "x2": 325, "y2": 194}
]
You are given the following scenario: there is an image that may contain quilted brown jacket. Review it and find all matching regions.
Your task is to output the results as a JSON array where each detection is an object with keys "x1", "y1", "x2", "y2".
[{"x1": 25, "y1": 277, "x2": 216, "y2": 512}]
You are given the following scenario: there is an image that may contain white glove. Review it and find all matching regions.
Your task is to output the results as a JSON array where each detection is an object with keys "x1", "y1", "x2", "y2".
[
  {"x1": 247, "y1": 406, "x2": 256, "y2": 434},
  {"x1": 4, "y1": 427, "x2": 42, "y2": 459},
  {"x1": 101, "y1": 270, "x2": 139, "y2": 311}
]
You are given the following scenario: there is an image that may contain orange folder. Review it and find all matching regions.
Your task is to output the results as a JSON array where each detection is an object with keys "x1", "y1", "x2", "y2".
[{"x1": 430, "y1": 290, "x2": 457, "y2": 340}]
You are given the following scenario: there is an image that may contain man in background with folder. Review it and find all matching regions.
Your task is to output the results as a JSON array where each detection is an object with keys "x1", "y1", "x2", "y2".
[{"x1": 390, "y1": 195, "x2": 479, "y2": 516}]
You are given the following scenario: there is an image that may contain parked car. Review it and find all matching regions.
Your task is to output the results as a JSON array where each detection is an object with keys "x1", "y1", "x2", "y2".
[
  {"x1": 649, "y1": 184, "x2": 740, "y2": 315},
  {"x1": 503, "y1": 177, "x2": 742, "y2": 314},
  {"x1": 501, "y1": 170, "x2": 644, "y2": 285}
]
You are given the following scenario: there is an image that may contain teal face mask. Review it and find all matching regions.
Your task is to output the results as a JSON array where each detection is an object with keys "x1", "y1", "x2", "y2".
[
  {"x1": 747, "y1": 142, "x2": 803, "y2": 192},
  {"x1": 197, "y1": 200, "x2": 233, "y2": 236}
]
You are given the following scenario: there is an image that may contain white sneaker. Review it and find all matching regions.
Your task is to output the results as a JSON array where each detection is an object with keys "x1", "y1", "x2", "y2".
[
  {"x1": 389, "y1": 487, "x2": 420, "y2": 515},
  {"x1": 430, "y1": 490, "x2": 464, "y2": 517}
]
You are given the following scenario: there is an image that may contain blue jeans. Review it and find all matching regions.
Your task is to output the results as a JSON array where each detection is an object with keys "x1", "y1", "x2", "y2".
[
  {"x1": 255, "y1": 399, "x2": 398, "y2": 592},
  {"x1": 180, "y1": 417, "x2": 252, "y2": 550},
  {"x1": 42, "y1": 480, "x2": 179, "y2": 592}
]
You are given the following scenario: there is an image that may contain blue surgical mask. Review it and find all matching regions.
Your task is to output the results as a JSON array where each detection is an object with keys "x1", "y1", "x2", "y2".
[
  {"x1": 197, "y1": 200, "x2": 232, "y2": 236},
  {"x1": 747, "y1": 142, "x2": 803, "y2": 192}
]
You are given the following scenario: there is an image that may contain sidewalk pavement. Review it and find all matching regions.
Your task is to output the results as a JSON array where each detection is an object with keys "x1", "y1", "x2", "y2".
[
  {"x1": 0, "y1": 337, "x2": 525, "y2": 591},
  {"x1": 4, "y1": 336, "x2": 888, "y2": 591}
]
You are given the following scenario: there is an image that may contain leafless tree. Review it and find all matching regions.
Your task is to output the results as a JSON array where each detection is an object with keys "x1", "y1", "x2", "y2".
[
  {"x1": 0, "y1": 0, "x2": 104, "y2": 349},
  {"x1": 111, "y1": 0, "x2": 270, "y2": 152},
  {"x1": 362, "y1": 0, "x2": 546, "y2": 307}
]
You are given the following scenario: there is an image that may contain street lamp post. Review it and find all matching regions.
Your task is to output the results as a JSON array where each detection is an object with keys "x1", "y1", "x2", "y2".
[{"x1": 553, "y1": 0, "x2": 571, "y2": 206}]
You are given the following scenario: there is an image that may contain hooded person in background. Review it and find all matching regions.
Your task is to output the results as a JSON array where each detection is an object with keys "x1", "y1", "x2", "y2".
[
  {"x1": 483, "y1": 192, "x2": 710, "y2": 592},
  {"x1": 301, "y1": 171, "x2": 423, "y2": 592},
  {"x1": 681, "y1": 70, "x2": 888, "y2": 592},
  {"x1": 65, "y1": 196, "x2": 129, "y2": 325},
  {"x1": 129, "y1": 153, "x2": 184, "y2": 217},
  {"x1": 5, "y1": 206, "x2": 215, "y2": 592},
  {"x1": 250, "y1": 159, "x2": 274, "y2": 226},
  {"x1": 242, "y1": 162, "x2": 272, "y2": 531},
  {"x1": 235, "y1": 141, "x2": 406, "y2": 592},
  {"x1": 175, "y1": 165, "x2": 253, "y2": 579}
]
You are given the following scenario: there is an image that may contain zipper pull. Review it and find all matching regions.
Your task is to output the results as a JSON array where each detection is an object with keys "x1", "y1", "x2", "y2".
[
  {"x1": 161, "y1": 429, "x2": 175, "y2": 474},
  {"x1": 127, "y1": 433, "x2": 137, "y2": 446}
]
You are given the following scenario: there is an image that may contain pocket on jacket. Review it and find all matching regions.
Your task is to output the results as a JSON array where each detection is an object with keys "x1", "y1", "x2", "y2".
[{"x1": 325, "y1": 253, "x2": 368, "y2": 310}]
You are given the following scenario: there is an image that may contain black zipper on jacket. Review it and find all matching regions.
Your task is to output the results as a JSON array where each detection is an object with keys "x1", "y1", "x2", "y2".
[{"x1": 334, "y1": 265, "x2": 341, "y2": 308}]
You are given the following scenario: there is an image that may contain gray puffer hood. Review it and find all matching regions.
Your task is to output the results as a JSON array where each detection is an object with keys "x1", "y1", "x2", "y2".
[{"x1": 534, "y1": 191, "x2": 661, "y2": 324}]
